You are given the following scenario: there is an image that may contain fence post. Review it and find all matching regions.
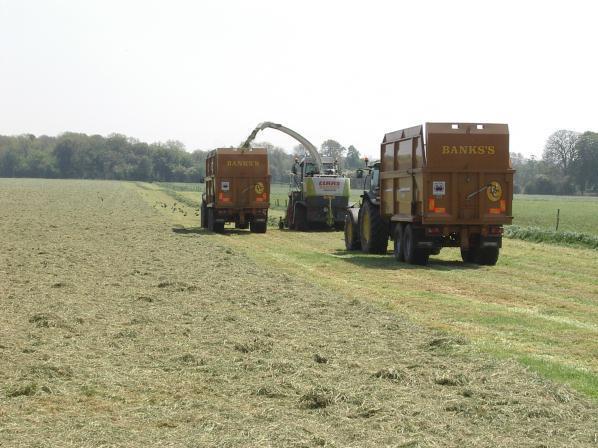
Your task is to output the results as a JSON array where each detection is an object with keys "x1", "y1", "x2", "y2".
[{"x1": 556, "y1": 208, "x2": 560, "y2": 231}]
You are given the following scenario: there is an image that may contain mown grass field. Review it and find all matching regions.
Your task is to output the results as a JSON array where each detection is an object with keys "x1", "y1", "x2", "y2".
[
  {"x1": 1, "y1": 178, "x2": 597, "y2": 447},
  {"x1": 148, "y1": 181, "x2": 598, "y2": 398}
]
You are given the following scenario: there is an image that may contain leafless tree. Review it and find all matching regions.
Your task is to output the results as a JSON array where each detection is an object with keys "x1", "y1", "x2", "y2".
[{"x1": 543, "y1": 129, "x2": 580, "y2": 173}]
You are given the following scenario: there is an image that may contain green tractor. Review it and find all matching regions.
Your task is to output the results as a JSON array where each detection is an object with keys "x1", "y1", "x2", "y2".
[{"x1": 344, "y1": 159, "x2": 389, "y2": 253}]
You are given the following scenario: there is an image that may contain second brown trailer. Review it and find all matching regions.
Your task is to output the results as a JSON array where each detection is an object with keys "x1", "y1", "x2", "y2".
[
  {"x1": 201, "y1": 147, "x2": 270, "y2": 233},
  {"x1": 345, "y1": 122, "x2": 514, "y2": 265}
]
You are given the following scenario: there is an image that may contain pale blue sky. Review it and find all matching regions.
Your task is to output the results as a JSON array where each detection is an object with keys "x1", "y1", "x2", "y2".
[{"x1": 1, "y1": 0, "x2": 596, "y2": 158}]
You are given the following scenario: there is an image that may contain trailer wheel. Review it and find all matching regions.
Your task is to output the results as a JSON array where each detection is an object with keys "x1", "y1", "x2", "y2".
[
  {"x1": 200, "y1": 201, "x2": 207, "y2": 228},
  {"x1": 393, "y1": 224, "x2": 405, "y2": 262},
  {"x1": 359, "y1": 200, "x2": 388, "y2": 254},
  {"x1": 250, "y1": 220, "x2": 267, "y2": 234},
  {"x1": 475, "y1": 247, "x2": 499, "y2": 266},
  {"x1": 460, "y1": 247, "x2": 475, "y2": 263},
  {"x1": 344, "y1": 212, "x2": 361, "y2": 250},
  {"x1": 403, "y1": 224, "x2": 429, "y2": 265},
  {"x1": 294, "y1": 205, "x2": 308, "y2": 231},
  {"x1": 207, "y1": 208, "x2": 224, "y2": 233}
]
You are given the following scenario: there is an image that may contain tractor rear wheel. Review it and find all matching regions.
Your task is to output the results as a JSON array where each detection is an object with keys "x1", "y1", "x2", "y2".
[
  {"x1": 344, "y1": 213, "x2": 361, "y2": 250},
  {"x1": 359, "y1": 200, "x2": 388, "y2": 254},
  {"x1": 393, "y1": 224, "x2": 405, "y2": 262},
  {"x1": 403, "y1": 224, "x2": 429, "y2": 265}
]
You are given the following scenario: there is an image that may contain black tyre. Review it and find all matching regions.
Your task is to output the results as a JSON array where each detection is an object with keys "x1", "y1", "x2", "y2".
[
  {"x1": 393, "y1": 224, "x2": 405, "y2": 262},
  {"x1": 207, "y1": 208, "x2": 224, "y2": 233},
  {"x1": 460, "y1": 247, "x2": 475, "y2": 263},
  {"x1": 475, "y1": 247, "x2": 499, "y2": 266},
  {"x1": 250, "y1": 220, "x2": 267, "y2": 234},
  {"x1": 403, "y1": 224, "x2": 429, "y2": 265},
  {"x1": 200, "y1": 201, "x2": 207, "y2": 228},
  {"x1": 344, "y1": 213, "x2": 361, "y2": 250},
  {"x1": 359, "y1": 200, "x2": 388, "y2": 254},
  {"x1": 294, "y1": 205, "x2": 308, "y2": 231}
]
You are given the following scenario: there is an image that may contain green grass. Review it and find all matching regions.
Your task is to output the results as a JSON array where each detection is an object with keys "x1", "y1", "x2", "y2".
[
  {"x1": 505, "y1": 225, "x2": 598, "y2": 249},
  {"x1": 154, "y1": 181, "x2": 202, "y2": 192},
  {"x1": 513, "y1": 194, "x2": 598, "y2": 235},
  {"x1": 516, "y1": 355, "x2": 598, "y2": 398},
  {"x1": 143, "y1": 182, "x2": 598, "y2": 396},
  {"x1": 155, "y1": 181, "x2": 364, "y2": 215}
]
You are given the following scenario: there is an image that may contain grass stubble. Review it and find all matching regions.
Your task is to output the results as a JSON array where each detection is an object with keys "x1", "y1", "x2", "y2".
[
  {"x1": 153, "y1": 182, "x2": 598, "y2": 398},
  {"x1": 0, "y1": 178, "x2": 596, "y2": 447}
]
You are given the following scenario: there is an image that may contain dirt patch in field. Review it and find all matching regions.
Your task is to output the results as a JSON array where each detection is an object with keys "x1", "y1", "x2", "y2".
[{"x1": 0, "y1": 179, "x2": 596, "y2": 447}]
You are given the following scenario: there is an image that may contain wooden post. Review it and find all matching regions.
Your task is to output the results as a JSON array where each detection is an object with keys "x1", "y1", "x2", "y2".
[{"x1": 556, "y1": 208, "x2": 560, "y2": 231}]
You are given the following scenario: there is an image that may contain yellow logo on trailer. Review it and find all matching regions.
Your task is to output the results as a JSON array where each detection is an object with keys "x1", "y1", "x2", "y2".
[
  {"x1": 487, "y1": 181, "x2": 502, "y2": 202},
  {"x1": 254, "y1": 182, "x2": 265, "y2": 195}
]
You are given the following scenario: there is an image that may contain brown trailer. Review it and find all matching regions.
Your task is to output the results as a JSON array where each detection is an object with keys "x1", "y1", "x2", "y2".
[
  {"x1": 201, "y1": 148, "x2": 270, "y2": 233},
  {"x1": 345, "y1": 122, "x2": 514, "y2": 265}
]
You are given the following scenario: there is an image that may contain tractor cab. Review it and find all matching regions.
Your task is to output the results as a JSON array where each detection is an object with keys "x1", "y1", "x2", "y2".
[{"x1": 356, "y1": 158, "x2": 381, "y2": 204}]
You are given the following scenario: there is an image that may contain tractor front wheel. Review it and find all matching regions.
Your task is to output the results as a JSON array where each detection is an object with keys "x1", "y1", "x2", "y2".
[{"x1": 344, "y1": 212, "x2": 361, "y2": 250}]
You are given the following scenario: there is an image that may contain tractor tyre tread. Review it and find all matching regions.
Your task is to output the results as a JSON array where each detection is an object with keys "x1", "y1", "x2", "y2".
[{"x1": 359, "y1": 200, "x2": 388, "y2": 254}]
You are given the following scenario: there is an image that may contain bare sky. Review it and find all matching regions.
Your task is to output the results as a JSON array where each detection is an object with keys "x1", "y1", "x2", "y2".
[{"x1": 1, "y1": 0, "x2": 596, "y2": 158}]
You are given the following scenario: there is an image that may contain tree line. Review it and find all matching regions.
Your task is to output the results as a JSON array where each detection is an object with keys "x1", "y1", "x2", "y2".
[
  {"x1": 512, "y1": 130, "x2": 598, "y2": 194},
  {"x1": 0, "y1": 133, "x2": 364, "y2": 184},
  {"x1": 0, "y1": 133, "x2": 207, "y2": 182},
  {"x1": 2, "y1": 130, "x2": 596, "y2": 194}
]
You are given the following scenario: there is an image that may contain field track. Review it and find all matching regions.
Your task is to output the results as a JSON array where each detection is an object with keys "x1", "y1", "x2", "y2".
[{"x1": 1, "y1": 179, "x2": 597, "y2": 447}]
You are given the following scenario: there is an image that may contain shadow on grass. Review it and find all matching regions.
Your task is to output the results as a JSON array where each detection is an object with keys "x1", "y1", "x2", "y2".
[
  {"x1": 278, "y1": 228, "x2": 342, "y2": 233},
  {"x1": 332, "y1": 249, "x2": 481, "y2": 271},
  {"x1": 172, "y1": 226, "x2": 206, "y2": 234},
  {"x1": 171, "y1": 226, "x2": 266, "y2": 236}
]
